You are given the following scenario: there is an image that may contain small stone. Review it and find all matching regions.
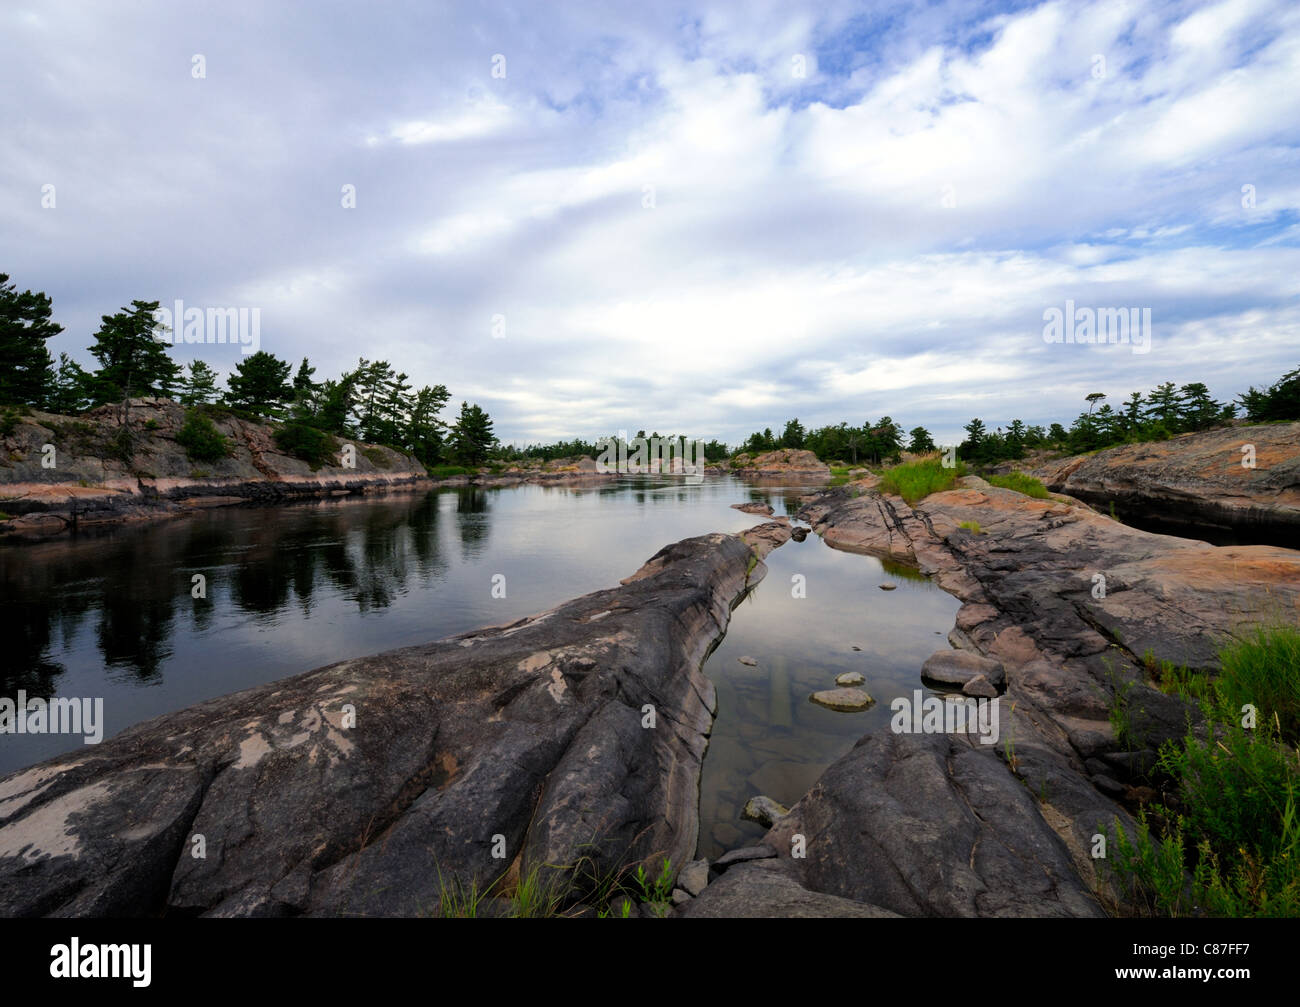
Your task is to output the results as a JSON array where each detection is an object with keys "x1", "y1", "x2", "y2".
[
  {"x1": 677, "y1": 859, "x2": 710, "y2": 897},
  {"x1": 713, "y1": 844, "x2": 778, "y2": 871},
  {"x1": 836, "y1": 671, "x2": 865, "y2": 686},
  {"x1": 737, "y1": 656, "x2": 758, "y2": 667},
  {"x1": 791, "y1": 526, "x2": 809, "y2": 542},
  {"x1": 809, "y1": 687, "x2": 874, "y2": 711},
  {"x1": 742, "y1": 795, "x2": 790, "y2": 828},
  {"x1": 850, "y1": 645, "x2": 862, "y2": 651},
  {"x1": 962, "y1": 674, "x2": 997, "y2": 698},
  {"x1": 879, "y1": 582, "x2": 897, "y2": 590},
  {"x1": 670, "y1": 888, "x2": 692, "y2": 906}
]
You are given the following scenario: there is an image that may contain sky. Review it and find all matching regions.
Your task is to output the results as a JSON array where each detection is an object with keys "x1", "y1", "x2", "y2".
[{"x1": 2, "y1": 0, "x2": 1298, "y2": 448}]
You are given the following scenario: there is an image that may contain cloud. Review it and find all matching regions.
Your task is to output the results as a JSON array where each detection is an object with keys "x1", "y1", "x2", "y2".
[{"x1": 1, "y1": 0, "x2": 1297, "y2": 449}]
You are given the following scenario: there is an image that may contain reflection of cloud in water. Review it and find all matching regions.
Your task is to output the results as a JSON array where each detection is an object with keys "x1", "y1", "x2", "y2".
[{"x1": 698, "y1": 533, "x2": 960, "y2": 860}]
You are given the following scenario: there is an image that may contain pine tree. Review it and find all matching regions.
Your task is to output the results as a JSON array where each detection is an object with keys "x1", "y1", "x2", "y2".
[
  {"x1": 907, "y1": 426, "x2": 936, "y2": 453},
  {"x1": 448, "y1": 401, "x2": 496, "y2": 465},
  {"x1": 225, "y1": 350, "x2": 292, "y2": 417},
  {"x1": 406, "y1": 384, "x2": 450, "y2": 463},
  {"x1": 46, "y1": 353, "x2": 92, "y2": 415},
  {"x1": 87, "y1": 299, "x2": 180, "y2": 421},
  {"x1": 0, "y1": 273, "x2": 62, "y2": 406},
  {"x1": 179, "y1": 360, "x2": 219, "y2": 406}
]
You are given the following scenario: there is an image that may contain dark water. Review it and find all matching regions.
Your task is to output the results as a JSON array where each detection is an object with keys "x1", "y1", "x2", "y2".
[{"x1": 0, "y1": 477, "x2": 961, "y2": 859}]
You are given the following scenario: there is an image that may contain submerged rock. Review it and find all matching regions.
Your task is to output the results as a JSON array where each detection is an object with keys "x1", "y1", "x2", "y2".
[
  {"x1": 808, "y1": 687, "x2": 874, "y2": 711},
  {"x1": 731, "y1": 501, "x2": 775, "y2": 516},
  {"x1": 741, "y1": 795, "x2": 790, "y2": 828},
  {"x1": 835, "y1": 671, "x2": 865, "y2": 686},
  {"x1": 737, "y1": 655, "x2": 758, "y2": 667}
]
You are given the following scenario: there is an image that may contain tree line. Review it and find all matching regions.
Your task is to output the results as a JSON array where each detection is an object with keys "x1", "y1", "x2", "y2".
[
  {"x1": 740, "y1": 368, "x2": 1300, "y2": 467},
  {"x1": 0, "y1": 274, "x2": 498, "y2": 467}
]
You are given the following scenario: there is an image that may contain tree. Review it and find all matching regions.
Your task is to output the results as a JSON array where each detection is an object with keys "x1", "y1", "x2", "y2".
[
  {"x1": 1144, "y1": 381, "x2": 1179, "y2": 429},
  {"x1": 1006, "y1": 419, "x2": 1027, "y2": 458},
  {"x1": 0, "y1": 273, "x2": 61, "y2": 406},
  {"x1": 907, "y1": 426, "x2": 936, "y2": 454},
  {"x1": 780, "y1": 418, "x2": 806, "y2": 450},
  {"x1": 46, "y1": 353, "x2": 91, "y2": 415},
  {"x1": 87, "y1": 299, "x2": 180, "y2": 419},
  {"x1": 448, "y1": 401, "x2": 496, "y2": 465},
  {"x1": 1122, "y1": 392, "x2": 1144, "y2": 437},
  {"x1": 1176, "y1": 382, "x2": 1222, "y2": 432},
  {"x1": 1085, "y1": 392, "x2": 1106, "y2": 414},
  {"x1": 226, "y1": 351, "x2": 292, "y2": 417},
  {"x1": 406, "y1": 383, "x2": 450, "y2": 464},
  {"x1": 179, "y1": 360, "x2": 219, "y2": 406}
]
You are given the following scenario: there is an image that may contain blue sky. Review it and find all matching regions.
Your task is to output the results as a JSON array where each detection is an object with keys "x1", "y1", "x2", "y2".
[{"x1": 2, "y1": 0, "x2": 1298, "y2": 447}]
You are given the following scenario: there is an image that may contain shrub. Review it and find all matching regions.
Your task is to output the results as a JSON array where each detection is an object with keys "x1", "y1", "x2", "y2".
[
  {"x1": 958, "y1": 520, "x2": 983, "y2": 534},
  {"x1": 1105, "y1": 626, "x2": 1300, "y2": 916},
  {"x1": 879, "y1": 458, "x2": 966, "y2": 503},
  {"x1": 428, "y1": 464, "x2": 470, "y2": 479},
  {"x1": 175, "y1": 409, "x2": 230, "y2": 463},
  {"x1": 273, "y1": 422, "x2": 338, "y2": 469},
  {"x1": 985, "y1": 472, "x2": 1050, "y2": 498}
]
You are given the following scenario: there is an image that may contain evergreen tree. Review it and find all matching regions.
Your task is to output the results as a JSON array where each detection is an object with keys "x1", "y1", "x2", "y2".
[
  {"x1": 780, "y1": 418, "x2": 806, "y2": 450},
  {"x1": 1144, "y1": 381, "x2": 1179, "y2": 429},
  {"x1": 225, "y1": 350, "x2": 292, "y2": 417},
  {"x1": 179, "y1": 360, "x2": 219, "y2": 406},
  {"x1": 87, "y1": 299, "x2": 180, "y2": 416},
  {"x1": 0, "y1": 273, "x2": 61, "y2": 406},
  {"x1": 448, "y1": 401, "x2": 496, "y2": 465},
  {"x1": 907, "y1": 426, "x2": 936, "y2": 453},
  {"x1": 46, "y1": 353, "x2": 92, "y2": 415},
  {"x1": 406, "y1": 383, "x2": 450, "y2": 463}
]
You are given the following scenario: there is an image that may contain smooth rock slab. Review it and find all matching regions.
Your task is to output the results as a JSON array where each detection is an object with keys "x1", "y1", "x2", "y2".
[
  {"x1": 737, "y1": 656, "x2": 758, "y2": 667},
  {"x1": 809, "y1": 687, "x2": 874, "y2": 711},
  {"x1": 835, "y1": 672, "x2": 865, "y2": 686}
]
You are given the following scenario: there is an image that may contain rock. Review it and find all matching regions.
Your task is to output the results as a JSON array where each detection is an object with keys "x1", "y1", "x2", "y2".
[
  {"x1": 791, "y1": 526, "x2": 809, "y2": 542},
  {"x1": 1032, "y1": 422, "x2": 1300, "y2": 543},
  {"x1": 961, "y1": 674, "x2": 998, "y2": 698},
  {"x1": 737, "y1": 656, "x2": 758, "y2": 667},
  {"x1": 727, "y1": 449, "x2": 831, "y2": 480},
  {"x1": 731, "y1": 501, "x2": 775, "y2": 516},
  {"x1": 713, "y1": 844, "x2": 777, "y2": 871},
  {"x1": 677, "y1": 859, "x2": 710, "y2": 897},
  {"x1": 670, "y1": 888, "x2": 692, "y2": 906},
  {"x1": 741, "y1": 795, "x2": 790, "y2": 828},
  {"x1": 835, "y1": 672, "x2": 865, "y2": 687},
  {"x1": 808, "y1": 687, "x2": 874, "y2": 711},
  {"x1": 879, "y1": 582, "x2": 897, "y2": 591},
  {"x1": 0, "y1": 529, "x2": 788, "y2": 918},
  {"x1": 850, "y1": 645, "x2": 862, "y2": 651},
  {"x1": 921, "y1": 649, "x2": 1006, "y2": 688},
  {"x1": 677, "y1": 860, "x2": 900, "y2": 918}
]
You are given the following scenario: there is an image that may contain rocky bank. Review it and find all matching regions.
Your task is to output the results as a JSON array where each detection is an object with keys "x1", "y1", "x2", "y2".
[
  {"x1": 1032, "y1": 422, "x2": 1300, "y2": 543},
  {"x1": 679, "y1": 474, "x2": 1300, "y2": 917},
  {"x1": 0, "y1": 400, "x2": 618, "y2": 540},
  {"x1": 0, "y1": 522, "x2": 789, "y2": 917}
]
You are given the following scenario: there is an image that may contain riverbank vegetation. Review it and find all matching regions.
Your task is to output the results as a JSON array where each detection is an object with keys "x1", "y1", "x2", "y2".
[{"x1": 1106, "y1": 625, "x2": 1300, "y2": 917}]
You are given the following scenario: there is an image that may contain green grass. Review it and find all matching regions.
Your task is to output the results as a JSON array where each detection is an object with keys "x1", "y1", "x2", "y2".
[
  {"x1": 985, "y1": 472, "x2": 1050, "y2": 498},
  {"x1": 427, "y1": 464, "x2": 471, "y2": 479},
  {"x1": 878, "y1": 458, "x2": 967, "y2": 504},
  {"x1": 958, "y1": 520, "x2": 983, "y2": 535},
  {"x1": 0, "y1": 511, "x2": 10, "y2": 521},
  {"x1": 1104, "y1": 625, "x2": 1300, "y2": 916}
]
